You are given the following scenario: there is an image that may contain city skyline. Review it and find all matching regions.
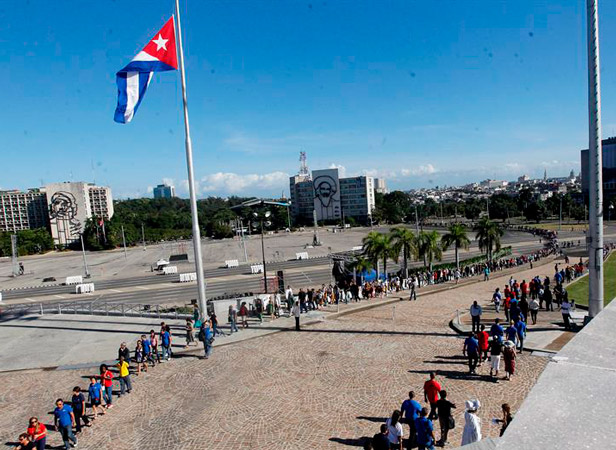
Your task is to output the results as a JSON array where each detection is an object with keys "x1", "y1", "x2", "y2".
[{"x1": 3, "y1": 1, "x2": 615, "y2": 198}]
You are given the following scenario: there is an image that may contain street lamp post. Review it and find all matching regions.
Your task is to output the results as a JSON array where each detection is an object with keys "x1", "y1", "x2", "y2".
[
  {"x1": 80, "y1": 234, "x2": 90, "y2": 278},
  {"x1": 254, "y1": 211, "x2": 272, "y2": 294}
]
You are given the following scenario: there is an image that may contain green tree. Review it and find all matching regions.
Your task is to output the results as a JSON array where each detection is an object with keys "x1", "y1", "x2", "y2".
[
  {"x1": 389, "y1": 226, "x2": 416, "y2": 278},
  {"x1": 474, "y1": 217, "x2": 504, "y2": 260},
  {"x1": 441, "y1": 223, "x2": 471, "y2": 270},
  {"x1": 362, "y1": 231, "x2": 393, "y2": 279},
  {"x1": 465, "y1": 203, "x2": 482, "y2": 221},
  {"x1": 416, "y1": 230, "x2": 443, "y2": 270},
  {"x1": 524, "y1": 200, "x2": 547, "y2": 223}
]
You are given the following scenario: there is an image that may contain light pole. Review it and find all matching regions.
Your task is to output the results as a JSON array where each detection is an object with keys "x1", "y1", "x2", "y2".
[
  {"x1": 253, "y1": 211, "x2": 272, "y2": 293},
  {"x1": 414, "y1": 204, "x2": 420, "y2": 234},
  {"x1": 559, "y1": 194, "x2": 563, "y2": 231},
  {"x1": 80, "y1": 233, "x2": 90, "y2": 278}
]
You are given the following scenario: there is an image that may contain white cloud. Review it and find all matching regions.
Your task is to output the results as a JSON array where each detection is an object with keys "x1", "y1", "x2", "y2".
[
  {"x1": 161, "y1": 177, "x2": 175, "y2": 187},
  {"x1": 328, "y1": 163, "x2": 347, "y2": 177},
  {"x1": 196, "y1": 171, "x2": 290, "y2": 195},
  {"x1": 146, "y1": 186, "x2": 154, "y2": 194}
]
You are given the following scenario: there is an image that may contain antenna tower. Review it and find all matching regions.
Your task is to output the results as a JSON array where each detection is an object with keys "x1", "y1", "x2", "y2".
[{"x1": 299, "y1": 151, "x2": 310, "y2": 178}]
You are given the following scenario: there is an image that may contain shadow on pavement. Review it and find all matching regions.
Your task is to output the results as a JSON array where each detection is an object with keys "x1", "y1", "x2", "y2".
[
  {"x1": 329, "y1": 436, "x2": 370, "y2": 447},
  {"x1": 356, "y1": 416, "x2": 388, "y2": 423}
]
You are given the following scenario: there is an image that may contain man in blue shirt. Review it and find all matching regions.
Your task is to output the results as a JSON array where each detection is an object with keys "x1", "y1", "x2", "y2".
[
  {"x1": 515, "y1": 318, "x2": 527, "y2": 354},
  {"x1": 490, "y1": 318, "x2": 504, "y2": 339},
  {"x1": 161, "y1": 328, "x2": 171, "y2": 360},
  {"x1": 415, "y1": 407, "x2": 436, "y2": 450},
  {"x1": 53, "y1": 399, "x2": 77, "y2": 450},
  {"x1": 463, "y1": 333, "x2": 480, "y2": 374},
  {"x1": 400, "y1": 390, "x2": 422, "y2": 447},
  {"x1": 505, "y1": 321, "x2": 518, "y2": 345}
]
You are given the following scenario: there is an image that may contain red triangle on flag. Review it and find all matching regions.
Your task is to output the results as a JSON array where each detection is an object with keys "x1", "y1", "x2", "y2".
[{"x1": 141, "y1": 16, "x2": 178, "y2": 69}]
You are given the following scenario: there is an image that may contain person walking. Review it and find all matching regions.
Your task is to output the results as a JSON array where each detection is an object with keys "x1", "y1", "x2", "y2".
[
  {"x1": 560, "y1": 298, "x2": 573, "y2": 330},
  {"x1": 118, "y1": 342, "x2": 130, "y2": 362},
  {"x1": 88, "y1": 376, "x2": 105, "y2": 417},
  {"x1": 53, "y1": 399, "x2": 77, "y2": 450},
  {"x1": 529, "y1": 297, "x2": 539, "y2": 325},
  {"x1": 435, "y1": 390, "x2": 456, "y2": 447},
  {"x1": 477, "y1": 325, "x2": 490, "y2": 364},
  {"x1": 469, "y1": 301, "x2": 482, "y2": 334},
  {"x1": 495, "y1": 403, "x2": 514, "y2": 437},
  {"x1": 26, "y1": 417, "x2": 47, "y2": 450},
  {"x1": 505, "y1": 321, "x2": 518, "y2": 347},
  {"x1": 199, "y1": 320, "x2": 213, "y2": 359},
  {"x1": 185, "y1": 319, "x2": 195, "y2": 347},
  {"x1": 211, "y1": 312, "x2": 225, "y2": 336},
  {"x1": 489, "y1": 337, "x2": 503, "y2": 380},
  {"x1": 100, "y1": 364, "x2": 114, "y2": 408},
  {"x1": 514, "y1": 317, "x2": 527, "y2": 353},
  {"x1": 463, "y1": 333, "x2": 480, "y2": 374},
  {"x1": 385, "y1": 410, "x2": 404, "y2": 450},
  {"x1": 461, "y1": 400, "x2": 482, "y2": 446},
  {"x1": 410, "y1": 280, "x2": 417, "y2": 301},
  {"x1": 415, "y1": 407, "x2": 436, "y2": 450},
  {"x1": 239, "y1": 302, "x2": 249, "y2": 328},
  {"x1": 135, "y1": 340, "x2": 147, "y2": 375},
  {"x1": 117, "y1": 355, "x2": 132, "y2": 395},
  {"x1": 141, "y1": 334, "x2": 155, "y2": 367},
  {"x1": 228, "y1": 305, "x2": 239, "y2": 333},
  {"x1": 503, "y1": 341, "x2": 516, "y2": 381},
  {"x1": 400, "y1": 391, "x2": 421, "y2": 448},
  {"x1": 150, "y1": 329, "x2": 160, "y2": 363},
  {"x1": 490, "y1": 318, "x2": 504, "y2": 339},
  {"x1": 371, "y1": 424, "x2": 390, "y2": 450},
  {"x1": 71, "y1": 386, "x2": 90, "y2": 433},
  {"x1": 492, "y1": 288, "x2": 501, "y2": 313},
  {"x1": 161, "y1": 326, "x2": 172, "y2": 360},
  {"x1": 423, "y1": 372, "x2": 442, "y2": 421},
  {"x1": 291, "y1": 301, "x2": 301, "y2": 331}
]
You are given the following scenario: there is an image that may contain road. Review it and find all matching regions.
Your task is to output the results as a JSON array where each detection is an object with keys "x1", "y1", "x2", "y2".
[{"x1": 1, "y1": 231, "x2": 563, "y2": 308}]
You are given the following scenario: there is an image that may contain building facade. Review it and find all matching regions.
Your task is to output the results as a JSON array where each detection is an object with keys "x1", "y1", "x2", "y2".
[
  {"x1": 340, "y1": 176, "x2": 375, "y2": 223},
  {"x1": 153, "y1": 183, "x2": 176, "y2": 199},
  {"x1": 374, "y1": 178, "x2": 388, "y2": 194},
  {"x1": 581, "y1": 137, "x2": 616, "y2": 200},
  {"x1": 0, "y1": 182, "x2": 114, "y2": 246},
  {"x1": 289, "y1": 168, "x2": 377, "y2": 225},
  {"x1": 289, "y1": 175, "x2": 314, "y2": 223},
  {"x1": 0, "y1": 189, "x2": 49, "y2": 232}
]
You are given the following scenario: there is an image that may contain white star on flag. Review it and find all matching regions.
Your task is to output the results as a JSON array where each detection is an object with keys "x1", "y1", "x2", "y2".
[{"x1": 152, "y1": 34, "x2": 168, "y2": 51}]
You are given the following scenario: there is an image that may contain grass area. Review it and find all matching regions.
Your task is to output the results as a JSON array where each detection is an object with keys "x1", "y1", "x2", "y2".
[{"x1": 567, "y1": 252, "x2": 616, "y2": 306}]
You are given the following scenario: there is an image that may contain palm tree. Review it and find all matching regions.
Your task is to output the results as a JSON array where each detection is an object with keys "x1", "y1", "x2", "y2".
[
  {"x1": 441, "y1": 223, "x2": 471, "y2": 270},
  {"x1": 351, "y1": 256, "x2": 373, "y2": 285},
  {"x1": 362, "y1": 231, "x2": 393, "y2": 279},
  {"x1": 474, "y1": 217, "x2": 504, "y2": 260},
  {"x1": 416, "y1": 230, "x2": 442, "y2": 270},
  {"x1": 390, "y1": 226, "x2": 416, "y2": 279}
]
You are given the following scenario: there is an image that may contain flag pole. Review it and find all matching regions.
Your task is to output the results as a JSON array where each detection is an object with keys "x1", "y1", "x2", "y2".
[
  {"x1": 175, "y1": 0, "x2": 208, "y2": 320},
  {"x1": 586, "y1": 0, "x2": 604, "y2": 319}
]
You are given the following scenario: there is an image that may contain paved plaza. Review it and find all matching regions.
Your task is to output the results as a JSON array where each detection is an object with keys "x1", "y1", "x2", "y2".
[{"x1": 0, "y1": 259, "x2": 566, "y2": 450}]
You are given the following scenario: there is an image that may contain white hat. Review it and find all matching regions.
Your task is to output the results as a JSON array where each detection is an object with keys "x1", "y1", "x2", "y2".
[{"x1": 465, "y1": 399, "x2": 481, "y2": 411}]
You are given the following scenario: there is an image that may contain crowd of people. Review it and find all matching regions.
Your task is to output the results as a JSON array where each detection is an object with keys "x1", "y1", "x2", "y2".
[
  {"x1": 11, "y1": 319, "x2": 217, "y2": 450},
  {"x1": 361, "y1": 371, "x2": 514, "y2": 449}
]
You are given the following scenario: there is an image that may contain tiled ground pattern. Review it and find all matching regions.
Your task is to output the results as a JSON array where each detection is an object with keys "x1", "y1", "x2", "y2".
[{"x1": 0, "y1": 262, "x2": 554, "y2": 450}]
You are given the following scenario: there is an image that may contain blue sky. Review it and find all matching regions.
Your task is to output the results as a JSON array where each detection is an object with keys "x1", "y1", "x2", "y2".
[{"x1": 2, "y1": 1, "x2": 616, "y2": 198}]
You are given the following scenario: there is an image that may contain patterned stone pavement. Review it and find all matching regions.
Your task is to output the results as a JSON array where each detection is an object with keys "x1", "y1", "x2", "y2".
[{"x1": 0, "y1": 261, "x2": 557, "y2": 450}]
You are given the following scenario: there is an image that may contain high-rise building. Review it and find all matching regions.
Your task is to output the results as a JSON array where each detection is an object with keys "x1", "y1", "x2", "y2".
[
  {"x1": 45, "y1": 182, "x2": 114, "y2": 246},
  {"x1": 153, "y1": 183, "x2": 175, "y2": 199},
  {"x1": 0, "y1": 189, "x2": 49, "y2": 232},
  {"x1": 374, "y1": 178, "x2": 388, "y2": 194},
  {"x1": 340, "y1": 175, "x2": 375, "y2": 222},
  {"x1": 290, "y1": 167, "x2": 376, "y2": 225},
  {"x1": 0, "y1": 182, "x2": 114, "y2": 246},
  {"x1": 581, "y1": 137, "x2": 616, "y2": 199}
]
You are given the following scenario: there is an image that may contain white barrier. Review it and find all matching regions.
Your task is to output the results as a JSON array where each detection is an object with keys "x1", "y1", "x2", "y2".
[
  {"x1": 0, "y1": 292, "x2": 3, "y2": 303},
  {"x1": 295, "y1": 252, "x2": 309, "y2": 260},
  {"x1": 179, "y1": 272, "x2": 197, "y2": 282},
  {"x1": 225, "y1": 259, "x2": 239, "y2": 268},
  {"x1": 352, "y1": 246, "x2": 363, "y2": 252},
  {"x1": 162, "y1": 266, "x2": 178, "y2": 275},
  {"x1": 65, "y1": 276, "x2": 83, "y2": 285},
  {"x1": 75, "y1": 283, "x2": 95, "y2": 294},
  {"x1": 250, "y1": 264, "x2": 264, "y2": 274}
]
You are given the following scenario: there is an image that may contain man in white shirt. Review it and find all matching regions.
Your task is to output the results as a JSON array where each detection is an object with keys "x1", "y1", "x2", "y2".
[
  {"x1": 560, "y1": 299, "x2": 573, "y2": 330},
  {"x1": 470, "y1": 301, "x2": 483, "y2": 333}
]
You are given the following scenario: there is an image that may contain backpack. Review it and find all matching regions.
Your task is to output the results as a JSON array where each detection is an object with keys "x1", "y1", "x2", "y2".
[{"x1": 198, "y1": 327, "x2": 206, "y2": 342}]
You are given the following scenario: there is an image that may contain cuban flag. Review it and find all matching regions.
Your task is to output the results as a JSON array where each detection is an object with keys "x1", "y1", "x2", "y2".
[{"x1": 114, "y1": 17, "x2": 178, "y2": 124}]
